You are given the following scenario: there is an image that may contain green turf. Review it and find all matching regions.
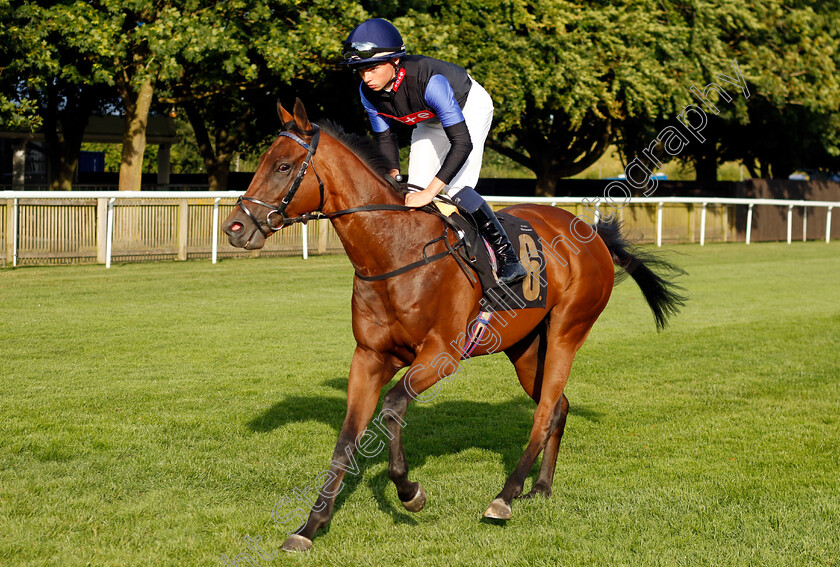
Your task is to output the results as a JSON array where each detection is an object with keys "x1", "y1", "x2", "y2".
[{"x1": 1, "y1": 242, "x2": 838, "y2": 566}]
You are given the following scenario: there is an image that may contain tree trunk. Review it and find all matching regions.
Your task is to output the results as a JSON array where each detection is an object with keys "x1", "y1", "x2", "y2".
[
  {"x1": 745, "y1": 160, "x2": 759, "y2": 179},
  {"x1": 41, "y1": 82, "x2": 107, "y2": 190},
  {"x1": 119, "y1": 75, "x2": 155, "y2": 191},
  {"x1": 183, "y1": 100, "x2": 238, "y2": 190},
  {"x1": 694, "y1": 149, "x2": 718, "y2": 183},
  {"x1": 51, "y1": 144, "x2": 80, "y2": 190},
  {"x1": 50, "y1": 116, "x2": 89, "y2": 190},
  {"x1": 760, "y1": 161, "x2": 771, "y2": 178},
  {"x1": 535, "y1": 175, "x2": 558, "y2": 197},
  {"x1": 208, "y1": 161, "x2": 230, "y2": 191}
]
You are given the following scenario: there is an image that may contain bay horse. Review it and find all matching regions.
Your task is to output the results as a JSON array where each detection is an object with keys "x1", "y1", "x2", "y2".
[{"x1": 222, "y1": 99, "x2": 685, "y2": 552}]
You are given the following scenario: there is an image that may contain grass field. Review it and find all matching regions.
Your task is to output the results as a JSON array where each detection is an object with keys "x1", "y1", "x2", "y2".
[{"x1": 1, "y1": 242, "x2": 838, "y2": 566}]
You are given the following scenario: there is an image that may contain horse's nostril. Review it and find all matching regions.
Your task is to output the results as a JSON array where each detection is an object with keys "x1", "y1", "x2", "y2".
[{"x1": 230, "y1": 222, "x2": 243, "y2": 232}]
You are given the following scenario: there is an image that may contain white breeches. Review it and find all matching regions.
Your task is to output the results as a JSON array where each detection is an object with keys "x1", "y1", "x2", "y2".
[{"x1": 407, "y1": 79, "x2": 494, "y2": 197}]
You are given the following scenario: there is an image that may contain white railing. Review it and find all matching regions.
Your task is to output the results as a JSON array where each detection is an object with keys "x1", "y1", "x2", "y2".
[
  {"x1": 1, "y1": 191, "x2": 837, "y2": 268},
  {"x1": 483, "y1": 195, "x2": 838, "y2": 247}
]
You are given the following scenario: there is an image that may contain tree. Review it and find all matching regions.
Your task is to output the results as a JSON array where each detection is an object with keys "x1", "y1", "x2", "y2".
[
  {"x1": 156, "y1": 0, "x2": 370, "y2": 189},
  {"x1": 13, "y1": 2, "x2": 121, "y2": 189},
  {"x1": 0, "y1": 1, "x2": 44, "y2": 132},
  {"x1": 1, "y1": 2, "x2": 114, "y2": 189},
  {"x1": 6, "y1": 0, "x2": 838, "y2": 192},
  {"x1": 616, "y1": 1, "x2": 840, "y2": 181},
  {"x1": 2, "y1": 1, "x2": 210, "y2": 190},
  {"x1": 382, "y1": 0, "x2": 722, "y2": 195},
  {"x1": 712, "y1": 0, "x2": 840, "y2": 178}
]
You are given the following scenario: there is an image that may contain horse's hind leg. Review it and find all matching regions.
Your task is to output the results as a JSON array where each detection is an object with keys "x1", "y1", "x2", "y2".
[
  {"x1": 485, "y1": 314, "x2": 583, "y2": 520},
  {"x1": 505, "y1": 324, "x2": 570, "y2": 500},
  {"x1": 521, "y1": 393, "x2": 568, "y2": 499}
]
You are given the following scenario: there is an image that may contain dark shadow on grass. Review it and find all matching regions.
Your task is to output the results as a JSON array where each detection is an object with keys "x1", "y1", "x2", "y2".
[{"x1": 569, "y1": 403, "x2": 604, "y2": 423}]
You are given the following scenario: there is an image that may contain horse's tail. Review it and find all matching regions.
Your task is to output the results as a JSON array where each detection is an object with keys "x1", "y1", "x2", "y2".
[{"x1": 596, "y1": 219, "x2": 687, "y2": 331}]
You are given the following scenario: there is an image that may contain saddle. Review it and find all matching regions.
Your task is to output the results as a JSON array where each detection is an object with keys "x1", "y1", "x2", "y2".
[
  {"x1": 366, "y1": 178, "x2": 546, "y2": 316},
  {"x1": 432, "y1": 198, "x2": 547, "y2": 313}
]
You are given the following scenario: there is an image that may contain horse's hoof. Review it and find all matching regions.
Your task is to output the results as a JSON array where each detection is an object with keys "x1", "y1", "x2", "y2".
[
  {"x1": 282, "y1": 534, "x2": 313, "y2": 552},
  {"x1": 483, "y1": 497, "x2": 512, "y2": 520},
  {"x1": 401, "y1": 484, "x2": 427, "y2": 512}
]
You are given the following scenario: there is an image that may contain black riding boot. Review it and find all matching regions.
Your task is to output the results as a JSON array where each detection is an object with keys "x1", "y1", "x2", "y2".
[{"x1": 471, "y1": 202, "x2": 527, "y2": 286}]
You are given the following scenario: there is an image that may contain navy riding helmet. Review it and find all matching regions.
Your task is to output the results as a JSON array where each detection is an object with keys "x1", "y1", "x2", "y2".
[{"x1": 341, "y1": 18, "x2": 407, "y2": 69}]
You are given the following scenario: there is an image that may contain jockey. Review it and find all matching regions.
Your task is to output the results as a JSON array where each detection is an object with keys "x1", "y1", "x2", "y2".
[{"x1": 341, "y1": 18, "x2": 527, "y2": 286}]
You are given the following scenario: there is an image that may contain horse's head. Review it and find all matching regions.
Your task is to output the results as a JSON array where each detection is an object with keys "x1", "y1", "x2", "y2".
[{"x1": 223, "y1": 99, "x2": 325, "y2": 249}]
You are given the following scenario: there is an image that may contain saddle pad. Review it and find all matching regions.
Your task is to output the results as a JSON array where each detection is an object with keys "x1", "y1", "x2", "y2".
[{"x1": 453, "y1": 211, "x2": 547, "y2": 313}]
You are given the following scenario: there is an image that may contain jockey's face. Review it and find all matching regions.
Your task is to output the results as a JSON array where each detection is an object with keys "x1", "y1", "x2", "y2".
[{"x1": 358, "y1": 61, "x2": 397, "y2": 92}]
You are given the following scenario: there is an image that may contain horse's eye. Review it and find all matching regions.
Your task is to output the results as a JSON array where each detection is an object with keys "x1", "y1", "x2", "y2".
[{"x1": 277, "y1": 163, "x2": 291, "y2": 173}]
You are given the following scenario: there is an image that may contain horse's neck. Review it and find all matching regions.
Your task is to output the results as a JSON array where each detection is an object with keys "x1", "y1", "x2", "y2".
[{"x1": 319, "y1": 139, "x2": 439, "y2": 276}]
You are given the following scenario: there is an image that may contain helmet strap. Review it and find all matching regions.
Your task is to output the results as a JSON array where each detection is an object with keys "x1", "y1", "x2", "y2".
[{"x1": 382, "y1": 59, "x2": 401, "y2": 90}]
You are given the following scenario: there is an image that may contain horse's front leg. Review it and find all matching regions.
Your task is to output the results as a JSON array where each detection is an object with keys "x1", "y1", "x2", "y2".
[
  {"x1": 282, "y1": 346, "x2": 398, "y2": 551},
  {"x1": 380, "y1": 340, "x2": 462, "y2": 513}
]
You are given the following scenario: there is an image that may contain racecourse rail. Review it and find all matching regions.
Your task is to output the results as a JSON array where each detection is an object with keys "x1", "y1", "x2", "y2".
[{"x1": 1, "y1": 190, "x2": 837, "y2": 267}]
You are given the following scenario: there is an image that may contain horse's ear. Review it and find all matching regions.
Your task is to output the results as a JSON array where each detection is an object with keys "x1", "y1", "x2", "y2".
[
  {"x1": 278, "y1": 101, "x2": 295, "y2": 129},
  {"x1": 293, "y1": 98, "x2": 313, "y2": 132}
]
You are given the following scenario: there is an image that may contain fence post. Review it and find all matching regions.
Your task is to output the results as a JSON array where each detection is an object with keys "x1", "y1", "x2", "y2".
[
  {"x1": 212, "y1": 198, "x2": 220, "y2": 264},
  {"x1": 96, "y1": 198, "x2": 108, "y2": 263},
  {"x1": 105, "y1": 198, "x2": 115, "y2": 269},
  {"x1": 4, "y1": 198, "x2": 17, "y2": 267},
  {"x1": 746, "y1": 203, "x2": 754, "y2": 245},
  {"x1": 827, "y1": 207, "x2": 833, "y2": 243},
  {"x1": 318, "y1": 218, "x2": 328, "y2": 254},
  {"x1": 302, "y1": 223, "x2": 309, "y2": 259},
  {"x1": 802, "y1": 206, "x2": 807, "y2": 242},
  {"x1": 700, "y1": 203, "x2": 707, "y2": 246},
  {"x1": 787, "y1": 205, "x2": 793, "y2": 244},
  {"x1": 178, "y1": 199, "x2": 189, "y2": 261},
  {"x1": 656, "y1": 202, "x2": 663, "y2": 247}
]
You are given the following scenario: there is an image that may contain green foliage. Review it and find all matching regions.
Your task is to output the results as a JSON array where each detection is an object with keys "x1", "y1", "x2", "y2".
[
  {"x1": 155, "y1": 0, "x2": 373, "y2": 188},
  {"x1": 713, "y1": 0, "x2": 840, "y2": 176},
  {"x1": 389, "y1": 0, "x2": 726, "y2": 191}
]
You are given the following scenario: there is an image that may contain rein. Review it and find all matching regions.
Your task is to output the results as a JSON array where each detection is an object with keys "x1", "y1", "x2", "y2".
[{"x1": 236, "y1": 123, "x2": 464, "y2": 281}]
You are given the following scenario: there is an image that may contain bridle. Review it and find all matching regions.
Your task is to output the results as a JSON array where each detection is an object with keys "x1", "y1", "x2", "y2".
[
  {"x1": 236, "y1": 122, "x2": 418, "y2": 232},
  {"x1": 234, "y1": 121, "x2": 475, "y2": 281},
  {"x1": 236, "y1": 124, "x2": 326, "y2": 236}
]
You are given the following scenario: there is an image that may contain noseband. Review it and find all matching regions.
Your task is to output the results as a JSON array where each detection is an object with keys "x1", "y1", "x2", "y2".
[{"x1": 236, "y1": 125, "x2": 326, "y2": 235}]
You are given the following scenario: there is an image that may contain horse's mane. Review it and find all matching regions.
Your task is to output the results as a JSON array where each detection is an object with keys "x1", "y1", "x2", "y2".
[{"x1": 319, "y1": 120, "x2": 394, "y2": 180}]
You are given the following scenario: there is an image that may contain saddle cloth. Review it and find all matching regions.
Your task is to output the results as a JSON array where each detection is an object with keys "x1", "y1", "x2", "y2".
[{"x1": 442, "y1": 207, "x2": 547, "y2": 313}]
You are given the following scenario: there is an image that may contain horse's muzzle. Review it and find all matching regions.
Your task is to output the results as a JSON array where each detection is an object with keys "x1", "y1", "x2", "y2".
[{"x1": 222, "y1": 214, "x2": 266, "y2": 250}]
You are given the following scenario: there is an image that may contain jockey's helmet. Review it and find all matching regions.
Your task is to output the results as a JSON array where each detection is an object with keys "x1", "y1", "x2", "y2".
[{"x1": 341, "y1": 18, "x2": 406, "y2": 69}]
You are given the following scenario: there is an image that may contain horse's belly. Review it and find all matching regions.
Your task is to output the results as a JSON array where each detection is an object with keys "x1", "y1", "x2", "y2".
[{"x1": 463, "y1": 307, "x2": 549, "y2": 357}]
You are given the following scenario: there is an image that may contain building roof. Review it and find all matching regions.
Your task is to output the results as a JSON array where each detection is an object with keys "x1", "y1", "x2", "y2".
[{"x1": 0, "y1": 115, "x2": 178, "y2": 145}]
